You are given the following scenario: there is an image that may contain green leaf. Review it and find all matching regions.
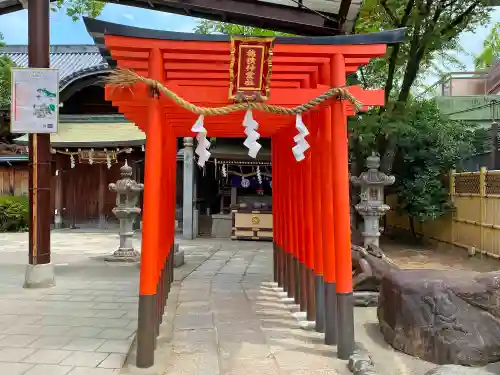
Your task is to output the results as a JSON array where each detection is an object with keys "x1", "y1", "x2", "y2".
[
  {"x1": 54, "y1": 0, "x2": 105, "y2": 20},
  {"x1": 193, "y1": 20, "x2": 294, "y2": 36},
  {"x1": 474, "y1": 22, "x2": 500, "y2": 69},
  {"x1": 351, "y1": 99, "x2": 485, "y2": 222}
]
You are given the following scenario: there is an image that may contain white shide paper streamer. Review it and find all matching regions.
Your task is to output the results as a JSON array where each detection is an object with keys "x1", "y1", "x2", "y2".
[
  {"x1": 191, "y1": 115, "x2": 211, "y2": 167},
  {"x1": 242, "y1": 109, "x2": 262, "y2": 159},
  {"x1": 292, "y1": 114, "x2": 310, "y2": 162}
]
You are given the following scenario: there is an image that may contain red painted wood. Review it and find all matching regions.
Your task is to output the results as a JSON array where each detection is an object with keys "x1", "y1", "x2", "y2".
[{"x1": 104, "y1": 35, "x2": 387, "y2": 57}]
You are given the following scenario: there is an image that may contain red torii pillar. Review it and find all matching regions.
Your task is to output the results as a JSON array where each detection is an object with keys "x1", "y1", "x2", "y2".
[
  {"x1": 311, "y1": 110, "x2": 325, "y2": 333},
  {"x1": 331, "y1": 54, "x2": 355, "y2": 358},
  {"x1": 273, "y1": 56, "x2": 361, "y2": 357}
]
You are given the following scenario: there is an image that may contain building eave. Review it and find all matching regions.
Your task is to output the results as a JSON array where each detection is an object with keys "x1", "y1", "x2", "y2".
[
  {"x1": 83, "y1": 17, "x2": 405, "y2": 69},
  {"x1": 13, "y1": 120, "x2": 146, "y2": 148},
  {"x1": 84, "y1": 16, "x2": 405, "y2": 45}
]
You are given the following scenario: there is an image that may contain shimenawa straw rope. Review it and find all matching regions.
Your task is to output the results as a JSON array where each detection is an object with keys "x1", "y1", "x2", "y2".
[{"x1": 105, "y1": 69, "x2": 363, "y2": 115}]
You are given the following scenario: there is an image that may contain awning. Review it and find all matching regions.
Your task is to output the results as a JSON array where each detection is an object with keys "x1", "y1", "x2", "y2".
[
  {"x1": 211, "y1": 144, "x2": 271, "y2": 161},
  {"x1": 14, "y1": 122, "x2": 146, "y2": 148},
  {"x1": 0, "y1": 155, "x2": 29, "y2": 162}
]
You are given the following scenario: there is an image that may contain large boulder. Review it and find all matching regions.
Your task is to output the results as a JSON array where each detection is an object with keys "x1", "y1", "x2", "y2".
[
  {"x1": 378, "y1": 269, "x2": 500, "y2": 366},
  {"x1": 425, "y1": 365, "x2": 497, "y2": 375},
  {"x1": 352, "y1": 244, "x2": 399, "y2": 292}
]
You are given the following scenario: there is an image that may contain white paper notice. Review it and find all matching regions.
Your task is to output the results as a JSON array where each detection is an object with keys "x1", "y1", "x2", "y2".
[{"x1": 10, "y1": 68, "x2": 59, "y2": 134}]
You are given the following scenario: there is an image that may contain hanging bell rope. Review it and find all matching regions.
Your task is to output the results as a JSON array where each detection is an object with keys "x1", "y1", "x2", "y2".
[{"x1": 105, "y1": 69, "x2": 363, "y2": 116}]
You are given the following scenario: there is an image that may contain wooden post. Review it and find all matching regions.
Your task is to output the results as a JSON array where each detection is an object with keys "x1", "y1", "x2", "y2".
[
  {"x1": 157, "y1": 124, "x2": 175, "y2": 336},
  {"x1": 319, "y1": 63, "x2": 337, "y2": 346},
  {"x1": 182, "y1": 137, "x2": 195, "y2": 239},
  {"x1": 449, "y1": 169, "x2": 456, "y2": 245},
  {"x1": 286, "y1": 132, "x2": 296, "y2": 300},
  {"x1": 278, "y1": 135, "x2": 288, "y2": 292},
  {"x1": 9, "y1": 168, "x2": 15, "y2": 195},
  {"x1": 490, "y1": 122, "x2": 498, "y2": 170},
  {"x1": 271, "y1": 138, "x2": 279, "y2": 284},
  {"x1": 311, "y1": 110, "x2": 325, "y2": 332},
  {"x1": 277, "y1": 138, "x2": 285, "y2": 287},
  {"x1": 167, "y1": 129, "x2": 177, "y2": 276},
  {"x1": 54, "y1": 158, "x2": 63, "y2": 229},
  {"x1": 136, "y1": 47, "x2": 164, "y2": 369},
  {"x1": 330, "y1": 54, "x2": 355, "y2": 359},
  {"x1": 98, "y1": 163, "x2": 106, "y2": 228},
  {"x1": 25, "y1": 0, "x2": 53, "y2": 289},
  {"x1": 292, "y1": 147, "x2": 300, "y2": 304},
  {"x1": 71, "y1": 174, "x2": 77, "y2": 229},
  {"x1": 298, "y1": 163, "x2": 307, "y2": 312},
  {"x1": 480, "y1": 166, "x2": 486, "y2": 255},
  {"x1": 303, "y1": 126, "x2": 316, "y2": 322}
]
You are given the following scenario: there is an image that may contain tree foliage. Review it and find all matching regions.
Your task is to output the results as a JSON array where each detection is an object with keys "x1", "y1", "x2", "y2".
[
  {"x1": 474, "y1": 22, "x2": 500, "y2": 70},
  {"x1": 0, "y1": 33, "x2": 12, "y2": 110},
  {"x1": 53, "y1": 0, "x2": 105, "y2": 21},
  {"x1": 193, "y1": 19, "x2": 292, "y2": 36},
  {"x1": 356, "y1": 0, "x2": 491, "y2": 104},
  {"x1": 352, "y1": 99, "x2": 484, "y2": 235},
  {"x1": 353, "y1": 0, "x2": 493, "y2": 179}
]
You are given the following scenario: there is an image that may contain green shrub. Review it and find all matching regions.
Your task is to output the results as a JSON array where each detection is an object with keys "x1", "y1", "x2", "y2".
[{"x1": 0, "y1": 195, "x2": 29, "y2": 232}]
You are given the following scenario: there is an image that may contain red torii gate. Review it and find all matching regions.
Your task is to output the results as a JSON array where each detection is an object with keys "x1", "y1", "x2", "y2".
[{"x1": 84, "y1": 18, "x2": 405, "y2": 369}]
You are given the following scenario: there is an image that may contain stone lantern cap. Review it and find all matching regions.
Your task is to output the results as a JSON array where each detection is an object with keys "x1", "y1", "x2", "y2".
[
  {"x1": 350, "y1": 153, "x2": 395, "y2": 187},
  {"x1": 120, "y1": 159, "x2": 133, "y2": 178},
  {"x1": 109, "y1": 160, "x2": 144, "y2": 195}
]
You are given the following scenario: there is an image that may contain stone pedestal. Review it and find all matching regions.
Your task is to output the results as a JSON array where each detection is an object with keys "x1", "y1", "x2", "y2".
[
  {"x1": 24, "y1": 263, "x2": 55, "y2": 289},
  {"x1": 173, "y1": 243, "x2": 185, "y2": 268},
  {"x1": 211, "y1": 214, "x2": 232, "y2": 238},
  {"x1": 54, "y1": 209, "x2": 62, "y2": 229},
  {"x1": 105, "y1": 161, "x2": 144, "y2": 262},
  {"x1": 182, "y1": 137, "x2": 195, "y2": 240},
  {"x1": 193, "y1": 208, "x2": 199, "y2": 239}
]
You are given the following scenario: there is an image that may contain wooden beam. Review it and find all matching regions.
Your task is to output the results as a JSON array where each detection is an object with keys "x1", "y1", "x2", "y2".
[
  {"x1": 98, "y1": 0, "x2": 340, "y2": 36},
  {"x1": 105, "y1": 35, "x2": 387, "y2": 58}
]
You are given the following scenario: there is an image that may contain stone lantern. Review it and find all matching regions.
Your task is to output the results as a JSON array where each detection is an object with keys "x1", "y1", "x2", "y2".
[
  {"x1": 350, "y1": 153, "x2": 395, "y2": 248},
  {"x1": 105, "y1": 160, "x2": 144, "y2": 262}
]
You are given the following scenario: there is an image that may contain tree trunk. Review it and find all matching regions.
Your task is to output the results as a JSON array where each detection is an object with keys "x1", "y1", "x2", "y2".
[
  {"x1": 409, "y1": 215, "x2": 417, "y2": 240},
  {"x1": 383, "y1": 45, "x2": 401, "y2": 106}
]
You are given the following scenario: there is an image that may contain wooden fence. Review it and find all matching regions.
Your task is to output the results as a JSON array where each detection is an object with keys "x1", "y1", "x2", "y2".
[
  {"x1": 385, "y1": 168, "x2": 500, "y2": 258},
  {"x1": 0, "y1": 167, "x2": 29, "y2": 196}
]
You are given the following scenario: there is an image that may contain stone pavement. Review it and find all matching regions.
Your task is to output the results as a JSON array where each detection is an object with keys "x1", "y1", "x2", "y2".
[
  {"x1": 0, "y1": 230, "x2": 225, "y2": 375},
  {"x1": 124, "y1": 240, "x2": 374, "y2": 375},
  {"x1": 0, "y1": 230, "x2": 141, "y2": 375},
  {"x1": 0, "y1": 230, "x2": 442, "y2": 375}
]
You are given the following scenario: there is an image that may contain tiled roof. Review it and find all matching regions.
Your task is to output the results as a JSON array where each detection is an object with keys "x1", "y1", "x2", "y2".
[
  {"x1": 14, "y1": 121, "x2": 145, "y2": 148},
  {"x1": 0, "y1": 45, "x2": 107, "y2": 83}
]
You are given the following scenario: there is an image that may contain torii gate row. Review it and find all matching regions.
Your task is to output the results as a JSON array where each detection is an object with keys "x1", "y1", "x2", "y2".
[{"x1": 83, "y1": 17, "x2": 405, "y2": 369}]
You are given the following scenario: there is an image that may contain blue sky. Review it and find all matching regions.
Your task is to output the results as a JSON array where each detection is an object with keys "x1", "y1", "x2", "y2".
[
  {"x1": 1, "y1": 3, "x2": 500, "y2": 74},
  {"x1": 0, "y1": 3, "x2": 197, "y2": 44}
]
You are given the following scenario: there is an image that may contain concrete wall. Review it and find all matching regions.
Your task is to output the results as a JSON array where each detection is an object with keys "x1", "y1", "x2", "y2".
[
  {"x1": 436, "y1": 95, "x2": 500, "y2": 127},
  {"x1": 448, "y1": 77, "x2": 486, "y2": 96}
]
